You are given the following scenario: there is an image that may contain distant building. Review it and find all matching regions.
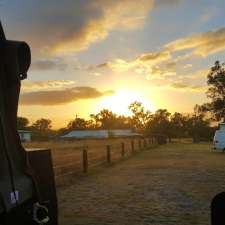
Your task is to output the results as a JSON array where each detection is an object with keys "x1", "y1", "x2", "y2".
[
  {"x1": 219, "y1": 123, "x2": 225, "y2": 130},
  {"x1": 60, "y1": 129, "x2": 141, "y2": 139},
  {"x1": 18, "y1": 130, "x2": 32, "y2": 142}
]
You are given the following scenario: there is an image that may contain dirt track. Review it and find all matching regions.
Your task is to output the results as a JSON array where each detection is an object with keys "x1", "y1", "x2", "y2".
[{"x1": 58, "y1": 143, "x2": 225, "y2": 225}]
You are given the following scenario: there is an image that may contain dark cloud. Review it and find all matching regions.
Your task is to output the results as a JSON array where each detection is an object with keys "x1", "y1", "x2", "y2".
[
  {"x1": 2, "y1": 0, "x2": 153, "y2": 56},
  {"x1": 20, "y1": 86, "x2": 114, "y2": 105}
]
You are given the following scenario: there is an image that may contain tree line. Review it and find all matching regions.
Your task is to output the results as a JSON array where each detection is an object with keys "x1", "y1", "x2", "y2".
[{"x1": 18, "y1": 61, "x2": 225, "y2": 142}]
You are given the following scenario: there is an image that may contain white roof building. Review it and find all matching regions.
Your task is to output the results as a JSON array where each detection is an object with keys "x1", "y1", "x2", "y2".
[
  {"x1": 219, "y1": 123, "x2": 225, "y2": 130},
  {"x1": 60, "y1": 129, "x2": 141, "y2": 139},
  {"x1": 18, "y1": 130, "x2": 32, "y2": 142}
]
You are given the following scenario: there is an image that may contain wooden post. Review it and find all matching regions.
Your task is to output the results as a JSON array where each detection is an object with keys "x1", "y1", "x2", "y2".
[
  {"x1": 83, "y1": 148, "x2": 88, "y2": 173},
  {"x1": 121, "y1": 142, "x2": 125, "y2": 158},
  {"x1": 148, "y1": 138, "x2": 151, "y2": 145},
  {"x1": 106, "y1": 145, "x2": 111, "y2": 163},
  {"x1": 138, "y1": 139, "x2": 141, "y2": 150},
  {"x1": 144, "y1": 139, "x2": 147, "y2": 148},
  {"x1": 131, "y1": 140, "x2": 134, "y2": 153}
]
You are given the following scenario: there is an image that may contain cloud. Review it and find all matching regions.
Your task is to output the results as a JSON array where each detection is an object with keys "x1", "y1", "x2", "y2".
[
  {"x1": 20, "y1": 86, "x2": 114, "y2": 105},
  {"x1": 52, "y1": 0, "x2": 154, "y2": 55},
  {"x1": 31, "y1": 59, "x2": 67, "y2": 71},
  {"x1": 165, "y1": 27, "x2": 225, "y2": 56},
  {"x1": 4, "y1": 0, "x2": 154, "y2": 56},
  {"x1": 21, "y1": 80, "x2": 76, "y2": 92},
  {"x1": 87, "y1": 62, "x2": 109, "y2": 70},
  {"x1": 138, "y1": 51, "x2": 171, "y2": 63},
  {"x1": 170, "y1": 82, "x2": 206, "y2": 92}
]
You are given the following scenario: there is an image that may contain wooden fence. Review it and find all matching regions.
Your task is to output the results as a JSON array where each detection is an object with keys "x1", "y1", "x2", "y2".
[{"x1": 52, "y1": 137, "x2": 158, "y2": 186}]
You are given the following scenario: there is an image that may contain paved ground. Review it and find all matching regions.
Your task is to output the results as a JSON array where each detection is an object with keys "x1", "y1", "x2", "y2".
[{"x1": 58, "y1": 143, "x2": 225, "y2": 225}]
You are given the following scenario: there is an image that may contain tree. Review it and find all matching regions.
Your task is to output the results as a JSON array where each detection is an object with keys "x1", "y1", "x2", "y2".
[
  {"x1": 129, "y1": 101, "x2": 151, "y2": 130},
  {"x1": 94, "y1": 109, "x2": 118, "y2": 129},
  {"x1": 200, "y1": 61, "x2": 225, "y2": 122},
  {"x1": 185, "y1": 107, "x2": 212, "y2": 143},
  {"x1": 170, "y1": 112, "x2": 187, "y2": 139},
  {"x1": 146, "y1": 109, "x2": 171, "y2": 140},
  {"x1": 67, "y1": 117, "x2": 87, "y2": 130},
  {"x1": 32, "y1": 118, "x2": 52, "y2": 132},
  {"x1": 17, "y1": 117, "x2": 29, "y2": 129},
  {"x1": 90, "y1": 109, "x2": 130, "y2": 129}
]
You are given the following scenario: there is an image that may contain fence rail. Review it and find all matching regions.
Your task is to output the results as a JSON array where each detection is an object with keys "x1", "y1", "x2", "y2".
[{"x1": 52, "y1": 137, "x2": 158, "y2": 186}]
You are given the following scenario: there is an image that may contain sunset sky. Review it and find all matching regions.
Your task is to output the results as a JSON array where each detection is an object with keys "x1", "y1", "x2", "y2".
[{"x1": 1, "y1": 0, "x2": 225, "y2": 128}]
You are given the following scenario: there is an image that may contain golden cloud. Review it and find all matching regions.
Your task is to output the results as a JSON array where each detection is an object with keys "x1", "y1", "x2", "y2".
[
  {"x1": 20, "y1": 86, "x2": 114, "y2": 105},
  {"x1": 170, "y1": 82, "x2": 206, "y2": 92},
  {"x1": 31, "y1": 59, "x2": 67, "y2": 71},
  {"x1": 21, "y1": 80, "x2": 76, "y2": 92},
  {"x1": 166, "y1": 27, "x2": 225, "y2": 56},
  {"x1": 51, "y1": 0, "x2": 154, "y2": 55}
]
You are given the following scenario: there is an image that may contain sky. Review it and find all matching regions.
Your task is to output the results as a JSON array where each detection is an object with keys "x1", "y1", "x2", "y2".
[{"x1": 1, "y1": 0, "x2": 225, "y2": 128}]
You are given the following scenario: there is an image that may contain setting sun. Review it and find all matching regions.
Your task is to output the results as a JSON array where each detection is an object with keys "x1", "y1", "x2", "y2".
[{"x1": 96, "y1": 89, "x2": 155, "y2": 116}]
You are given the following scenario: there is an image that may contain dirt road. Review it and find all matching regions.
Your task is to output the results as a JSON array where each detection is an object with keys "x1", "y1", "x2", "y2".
[{"x1": 58, "y1": 143, "x2": 225, "y2": 225}]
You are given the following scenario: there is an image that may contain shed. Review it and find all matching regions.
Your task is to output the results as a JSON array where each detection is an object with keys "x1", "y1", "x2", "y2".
[
  {"x1": 219, "y1": 123, "x2": 225, "y2": 130},
  {"x1": 60, "y1": 129, "x2": 141, "y2": 139},
  {"x1": 61, "y1": 130, "x2": 109, "y2": 139},
  {"x1": 18, "y1": 130, "x2": 32, "y2": 142}
]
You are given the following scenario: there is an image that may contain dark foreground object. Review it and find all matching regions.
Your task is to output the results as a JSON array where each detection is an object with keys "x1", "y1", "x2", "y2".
[
  {"x1": 0, "y1": 21, "x2": 58, "y2": 224},
  {"x1": 211, "y1": 192, "x2": 225, "y2": 225}
]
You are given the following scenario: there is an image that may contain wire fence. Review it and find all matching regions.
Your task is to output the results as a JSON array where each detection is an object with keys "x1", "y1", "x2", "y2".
[{"x1": 52, "y1": 137, "x2": 158, "y2": 186}]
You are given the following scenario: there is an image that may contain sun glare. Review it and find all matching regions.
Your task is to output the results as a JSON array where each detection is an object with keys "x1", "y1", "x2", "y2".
[{"x1": 97, "y1": 90, "x2": 155, "y2": 116}]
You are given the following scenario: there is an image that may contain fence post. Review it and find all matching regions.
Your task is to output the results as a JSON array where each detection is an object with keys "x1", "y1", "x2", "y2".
[
  {"x1": 138, "y1": 139, "x2": 142, "y2": 150},
  {"x1": 83, "y1": 148, "x2": 88, "y2": 173},
  {"x1": 131, "y1": 140, "x2": 135, "y2": 153},
  {"x1": 106, "y1": 145, "x2": 111, "y2": 163},
  {"x1": 121, "y1": 142, "x2": 125, "y2": 158},
  {"x1": 144, "y1": 138, "x2": 147, "y2": 148},
  {"x1": 148, "y1": 138, "x2": 151, "y2": 145}
]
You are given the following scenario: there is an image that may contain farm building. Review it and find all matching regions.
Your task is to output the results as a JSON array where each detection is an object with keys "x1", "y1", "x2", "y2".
[
  {"x1": 18, "y1": 130, "x2": 32, "y2": 142},
  {"x1": 219, "y1": 123, "x2": 225, "y2": 130},
  {"x1": 60, "y1": 129, "x2": 141, "y2": 139}
]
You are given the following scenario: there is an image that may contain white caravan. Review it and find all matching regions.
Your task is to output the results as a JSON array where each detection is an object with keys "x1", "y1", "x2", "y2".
[{"x1": 213, "y1": 123, "x2": 225, "y2": 151}]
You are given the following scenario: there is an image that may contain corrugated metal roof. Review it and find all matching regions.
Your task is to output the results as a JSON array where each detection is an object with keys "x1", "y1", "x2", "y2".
[
  {"x1": 61, "y1": 129, "x2": 141, "y2": 138},
  {"x1": 18, "y1": 130, "x2": 32, "y2": 133}
]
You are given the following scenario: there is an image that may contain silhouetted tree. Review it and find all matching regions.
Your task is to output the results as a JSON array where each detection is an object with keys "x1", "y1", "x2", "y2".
[
  {"x1": 170, "y1": 112, "x2": 187, "y2": 139},
  {"x1": 31, "y1": 118, "x2": 52, "y2": 140},
  {"x1": 146, "y1": 109, "x2": 171, "y2": 140},
  {"x1": 31, "y1": 118, "x2": 51, "y2": 132},
  {"x1": 200, "y1": 61, "x2": 225, "y2": 122},
  {"x1": 94, "y1": 109, "x2": 119, "y2": 129},
  {"x1": 67, "y1": 117, "x2": 87, "y2": 130},
  {"x1": 129, "y1": 101, "x2": 151, "y2": 130},
  {"x1": 17, "y1": 117, "x2": 29, "y2": 130},
  {"x1": 185, "y1": 107, "x2": 211, "y2": 143}
]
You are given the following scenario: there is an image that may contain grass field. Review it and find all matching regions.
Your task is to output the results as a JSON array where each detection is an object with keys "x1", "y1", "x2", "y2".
[
  {"x1": 24, "y1": 138, "x2": 148, "y2": 185},
  {"x1": 56, "y1": 142, "x2": 225, "y2": 225}
]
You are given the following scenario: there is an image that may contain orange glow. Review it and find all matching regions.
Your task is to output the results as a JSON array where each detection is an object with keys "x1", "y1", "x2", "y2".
[{"x1": 96, "y1": 89, "x2": 155, "y2": 116}]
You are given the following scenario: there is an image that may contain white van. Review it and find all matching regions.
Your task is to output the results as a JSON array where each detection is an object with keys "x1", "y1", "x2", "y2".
[{"x1": 213, "y1": 123, "x2": 225, "y2": 151}]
